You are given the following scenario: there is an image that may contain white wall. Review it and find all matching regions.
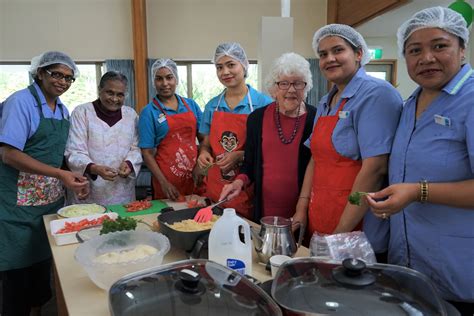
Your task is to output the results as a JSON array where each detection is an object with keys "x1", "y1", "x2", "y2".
[
  {"x1": 146, "y1": 0, "x2": 326, "y2": 60},
  {"x1": 0, "y1": 0, "x2": 327, "y2": 62},
  {"x1": 0, "y1": 0, "x2": 133, "y2": 61}
]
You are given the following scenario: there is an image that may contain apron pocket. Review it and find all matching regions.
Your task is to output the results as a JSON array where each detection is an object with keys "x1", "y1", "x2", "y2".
[{"x1": 17, "y1": 172, "x2": 63, "y2": 206}]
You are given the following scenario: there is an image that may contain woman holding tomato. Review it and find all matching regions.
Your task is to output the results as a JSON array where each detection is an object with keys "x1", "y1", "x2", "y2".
[{"x1": 197, "y1": 42, "x2": 272, "y2": 219}]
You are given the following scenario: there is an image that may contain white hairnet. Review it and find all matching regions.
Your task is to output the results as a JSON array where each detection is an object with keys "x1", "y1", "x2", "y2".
[
  {"x1": 30, "y1": 51, "x2": 79, "y2": 78},
  {"x1": 312, "y1": 24, "x2": 371, "y2": 66},
  {"x1": 213, "y1": 42, "x2": 249, "y2": 76},
  {"x1": 397, "y1": 6, "x2": 469, "y2": 58},
  {"x1": 151, "y1": 58, "x2": 179, "y2": 82}
]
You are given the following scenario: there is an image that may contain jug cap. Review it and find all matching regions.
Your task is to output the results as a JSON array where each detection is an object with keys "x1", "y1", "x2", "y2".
[{"x1": 260, "y1": 216, "x2": 292, "y2": 227}]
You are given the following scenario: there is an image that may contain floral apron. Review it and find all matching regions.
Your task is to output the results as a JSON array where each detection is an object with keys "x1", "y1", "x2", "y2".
[{"x1": 0, "y1": 85, "x2": 69, "y2": 270}]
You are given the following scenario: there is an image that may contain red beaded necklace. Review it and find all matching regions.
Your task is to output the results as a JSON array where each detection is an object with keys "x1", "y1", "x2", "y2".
[{"x1": 274, "y1": 103, "x2": 302, "y2": 144}]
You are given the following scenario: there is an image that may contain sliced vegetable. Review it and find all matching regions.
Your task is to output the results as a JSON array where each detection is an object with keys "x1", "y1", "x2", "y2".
[
  {"x1": 124, "y1": 200, "x2": 152, "y2": 212},
  {"x1": 348, "y1": 192, "x2": 369, "y2": 206},
  {"x1": 55, "y1": 215, "x2": 112, "y2": 234},
  {"x1": 176, "y1": 194, "x2": 186, "y2": 202}
]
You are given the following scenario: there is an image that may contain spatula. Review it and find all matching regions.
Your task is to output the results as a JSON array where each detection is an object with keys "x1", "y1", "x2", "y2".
[{"x1": 193, "y1": 198, "x2": 228, "y2": 223}]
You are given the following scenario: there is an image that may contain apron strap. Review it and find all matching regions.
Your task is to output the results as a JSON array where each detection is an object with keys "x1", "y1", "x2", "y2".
[{"x1": 27, "y1": 85, "x2": 45, "y2": 118}]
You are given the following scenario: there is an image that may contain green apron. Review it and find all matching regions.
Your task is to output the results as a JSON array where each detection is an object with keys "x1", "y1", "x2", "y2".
[{"x1": 0, "y1": 85, "x2": 69, "y2": 271}]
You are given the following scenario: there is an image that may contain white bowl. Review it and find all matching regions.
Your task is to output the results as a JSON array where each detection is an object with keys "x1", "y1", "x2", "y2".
[
  {"x1": 57, "y1": 203, "x2": 106, "y2": 218},
  {"x1": 74, "y1": 230, "x2": 170, "y2": 290},
  {"x1": 50, "y1": 213, "x2": 118, "y2": 246}
]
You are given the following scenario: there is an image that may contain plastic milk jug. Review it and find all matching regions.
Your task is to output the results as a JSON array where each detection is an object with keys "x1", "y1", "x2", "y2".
[{"x1": 208, "y1": 208, "x2": 252, "y2": 275}]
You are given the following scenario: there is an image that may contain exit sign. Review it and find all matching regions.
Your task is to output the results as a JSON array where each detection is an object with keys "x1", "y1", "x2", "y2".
[{"x1": 369, "y1": 48, "x2": 383, "y2": 60}]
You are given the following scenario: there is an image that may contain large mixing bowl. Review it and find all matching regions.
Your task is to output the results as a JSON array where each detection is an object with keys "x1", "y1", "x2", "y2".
[{"x1": 75, "y1": 230, "x2": 170, "y2": 290}]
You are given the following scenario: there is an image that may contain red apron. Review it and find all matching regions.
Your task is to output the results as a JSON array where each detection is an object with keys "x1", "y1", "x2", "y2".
[
  {"x1": 308, "y1": 99, "x2": 362, "y2": 235},
  {"x1": 152, "y1": 96, "x2": 198, "y2": 199},
  {"x1": 205, "y1": 92, "x2": 254, "y2": 219}
]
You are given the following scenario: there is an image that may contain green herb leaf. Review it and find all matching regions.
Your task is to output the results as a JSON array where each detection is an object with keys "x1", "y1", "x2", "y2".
[
  {"x1": 100, "y1": 216, "x2": 138, "y2": 235},
  {"x1": 348, "y1": 192, "x2": 369, "y2": 206}
]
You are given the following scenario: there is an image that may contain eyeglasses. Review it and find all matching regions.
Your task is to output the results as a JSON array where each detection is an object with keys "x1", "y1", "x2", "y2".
[
  {"x1": 276, "y1": 81, "x2": 307, "y2": 90},
  {"x1": 44, "y1": 69, "x2": 75, "y2": 83}
]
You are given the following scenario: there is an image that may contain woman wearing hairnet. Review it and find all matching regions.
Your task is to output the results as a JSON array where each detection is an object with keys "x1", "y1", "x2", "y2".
[
  {"x1": 65, "y1": 71, "x2": 142, "y2": 205},
  {"x1": 219, "y1": 53, "x2": 316, "y2": 223},
  {"x1": 367, "y1": 7, "x2": 474, "y2": 314},
  {"x1": 0, "y1": 51, "x2": 89, "y2": 315},
  {"x1": 139, "y1": 59, "x2": 203, "y2": 200},
  {"x1": 197, "y1": 42, "x2": 272, "y2": 219},
  {"x1": 298, "y1": 25, "x2": 403, "y2": 249}
]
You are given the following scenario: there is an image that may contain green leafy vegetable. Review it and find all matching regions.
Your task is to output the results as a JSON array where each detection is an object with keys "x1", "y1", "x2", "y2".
[
  {"x1": 100, "y1": 216, "x2": 138, "y2": 235},
  {"x1": 202, "y1": 163, "x2": 214, "y2": 176},
  {"x1": 348, "y1": 192, "x2": 369, "y2": 206}
]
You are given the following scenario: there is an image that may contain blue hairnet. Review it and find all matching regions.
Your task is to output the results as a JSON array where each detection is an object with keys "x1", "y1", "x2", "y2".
[
  {"x1": 30, "y1": 51, "x2": 79, "y2": 78},
  {"x1": 397, "y1": 6, "x2": 469, "y2": 58},
  {"x1": 312, "y1": 24, "x2": 371, "y2": 66}
]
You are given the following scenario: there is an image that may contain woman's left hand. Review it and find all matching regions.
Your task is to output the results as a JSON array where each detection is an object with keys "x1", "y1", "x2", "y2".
[
  {"x1": 366, "y1": 183, "x2": 419, "y2": 219},
  {"x1": 216, "y1": 151, "x2": 243, "y2": 173},
  {"x1": 118, "y1": 161, "x2": 131, "y2": 178}
]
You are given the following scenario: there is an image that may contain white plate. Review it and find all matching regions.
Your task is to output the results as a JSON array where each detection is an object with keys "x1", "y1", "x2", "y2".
[
  {"x1": 50, "y1": 212, "x2": 118, "y2": 246},
  {"x1": 57, "y1": 203, "x2": 106, "y2": 218}
]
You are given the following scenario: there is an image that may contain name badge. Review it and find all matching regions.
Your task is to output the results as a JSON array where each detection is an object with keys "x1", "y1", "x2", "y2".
[
  {"x1": 339, "y1": 111, "x2": 350, "y2": 119},
  {"x1": 434, "y1": 114, "x2": 451, "y2": 127},
  {"x1": 157, "y1": 113, "x2": 166, "y2": 124}
]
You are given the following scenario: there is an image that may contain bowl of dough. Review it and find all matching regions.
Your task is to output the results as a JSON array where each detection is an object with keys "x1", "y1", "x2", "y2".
[{"x1": 74, "y1": 230, "x2": 170, "y2": 290}]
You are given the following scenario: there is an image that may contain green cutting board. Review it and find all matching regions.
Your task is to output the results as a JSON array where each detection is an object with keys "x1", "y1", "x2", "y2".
[{"x1": 107, "y1": 200, "x2": 169, "y2": 217}]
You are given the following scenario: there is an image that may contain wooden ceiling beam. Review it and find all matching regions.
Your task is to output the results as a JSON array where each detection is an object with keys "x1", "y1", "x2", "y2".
[{"x1": 327, "y1": 0, "x2": 408, "y2": 27}]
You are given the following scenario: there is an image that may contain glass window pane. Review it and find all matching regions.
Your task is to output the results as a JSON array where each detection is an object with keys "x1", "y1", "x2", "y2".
[
  {"x1": 0, "y1": 64, "x2": 30, "y2": 102},
  {"x1": 176, "y1": 65, "x2": 187, "y2": 97},
  {"x1": 60, "y1": 64, "x2": 99, "y2": 112},
  {"x1": 191, "y1": 64, "x2": 222, "y2": 109},
  {"x1": 246, "y1": 63, "x2": 258, "y2": 89}
]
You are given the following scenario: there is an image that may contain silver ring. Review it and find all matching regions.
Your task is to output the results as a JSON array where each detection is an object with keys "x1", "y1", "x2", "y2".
[{"x1": 382, "y1": 213, "x2": 388, "y2": 220}]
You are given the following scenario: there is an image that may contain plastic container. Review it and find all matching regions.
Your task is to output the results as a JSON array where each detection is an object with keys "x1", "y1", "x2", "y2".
[
  {"x1": 208, "y1": 208, "x2": 252, "y2": 275},
  {"x1": 74, "y1": 230, "x2": 170, "y2": 290},
  {"x1": 50, "y1": 212, "x2": 118, "y2": 246}
]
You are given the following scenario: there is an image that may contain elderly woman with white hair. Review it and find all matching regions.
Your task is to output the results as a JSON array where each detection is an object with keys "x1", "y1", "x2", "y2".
[
  {"x1": 367, "y1": 7, "x2": 474, "y2": 313},
  {"x1": 297, "y1": 24, "x2": 403, "y2": 247},
  {"x1": 198, "y1": 42, "x2": 272, "y2": 219},
  {"x1": 138, "y1": 58, "x2": 203, "y2": 200},
  {"x1": 219, "y1": 52, "x2": 316, "y2": 223}
]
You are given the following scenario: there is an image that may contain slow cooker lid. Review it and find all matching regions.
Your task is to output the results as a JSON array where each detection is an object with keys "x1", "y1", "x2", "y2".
[
  {"x1": 272, "y1": 258, "x2": 448, "y2": 316},
  {"x1": 109, "y1": 259, "x2": 282, "y2": 316}
]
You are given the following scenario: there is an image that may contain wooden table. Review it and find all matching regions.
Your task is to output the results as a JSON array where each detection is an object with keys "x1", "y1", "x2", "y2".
[{"x1": 44, "y1": 209, "x2": 309, "y2": 316}]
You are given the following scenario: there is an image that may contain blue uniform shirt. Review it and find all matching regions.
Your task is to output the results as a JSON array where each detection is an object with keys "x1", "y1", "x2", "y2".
[
  {"x1": 305, "y1": 68, "x2": 403, "y2": 160},
  {"x1": 0, "y1": 83, "x2": 69, "y2": 151},
  {"x1": 199, "y1": 84, "x2": 273, "y2": 135},
  {"x1": 138, "y1": 94, "x2": 202, "y2": 149},
  {"x1": 388, "y1": 63, "x2": 474, "y2": 301}
]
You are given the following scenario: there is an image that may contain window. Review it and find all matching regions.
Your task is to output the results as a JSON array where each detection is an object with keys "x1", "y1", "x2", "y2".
[
  {"x1": 365, "y1": 60, "x2": 397, "y2": 86},
  {"x1": 173, "y1": 62, "x2": 259, "y2": 109},
  {"x1": 0, "y1": 62, "x2": 104, "y2": 112}
]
